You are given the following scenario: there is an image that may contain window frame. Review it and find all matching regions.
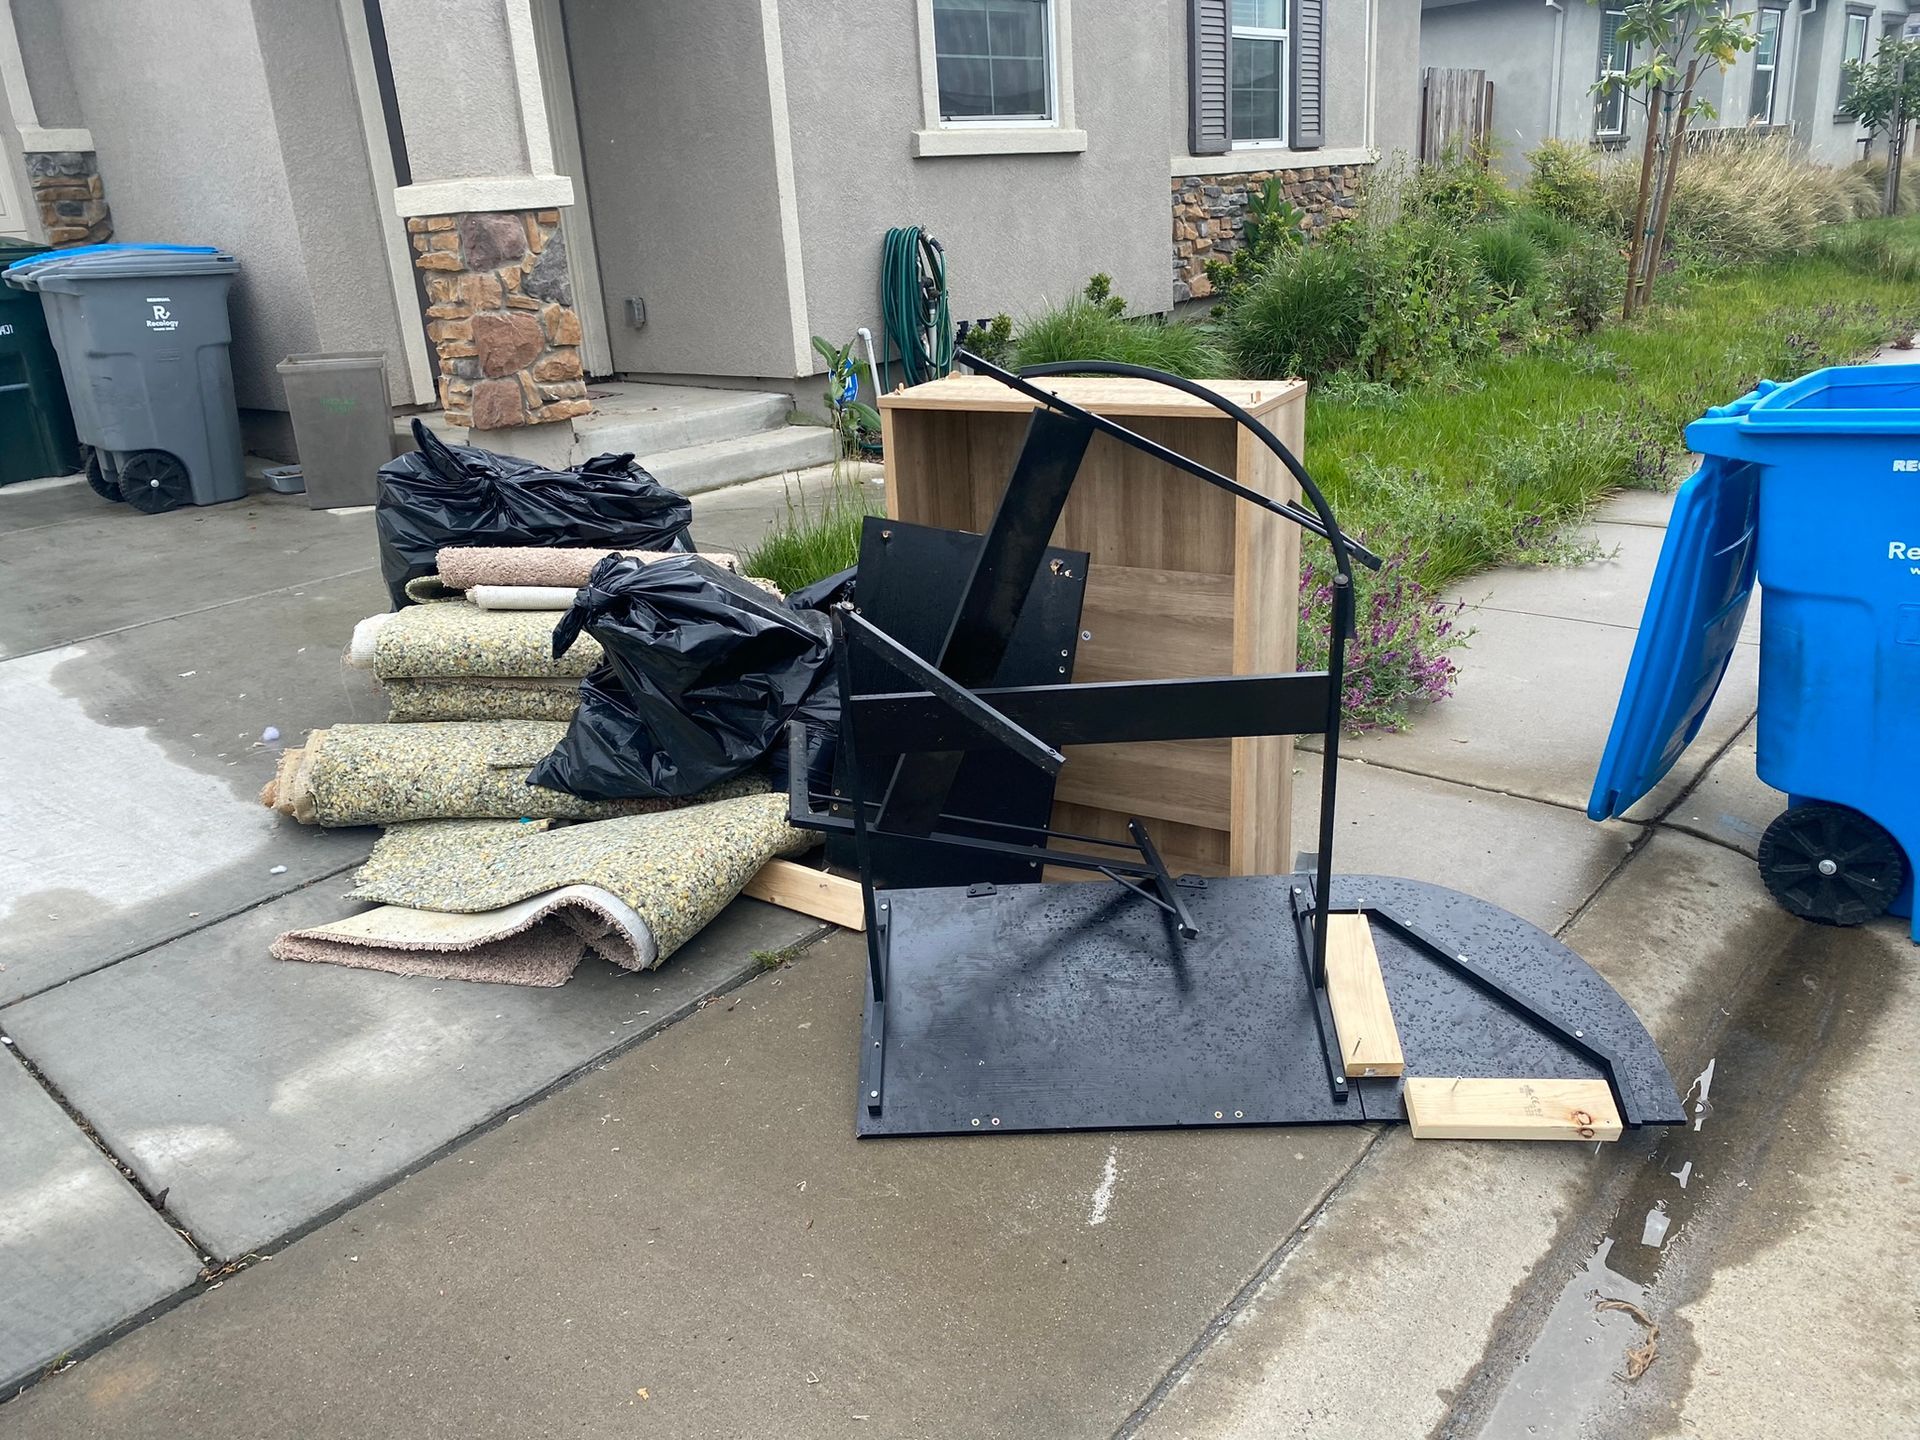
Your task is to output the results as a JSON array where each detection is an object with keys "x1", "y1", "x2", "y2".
[
  {"x1": 930, "y1": 0, "x2": 1057, "y2": 128},
  {"x1": 1838, "y1": 7, "x2": 1872, "y2": 120},
  {"x1": 1595, "y1": 6, "x2": 1633, "y2": 141},
  {"x1": 1749, "y1": 5, "x2": 1784, "y2": 126},
  {"x1": 913, "y1": 0, "x2": 1085, "y2": 157},
  {"x1": 1230, "y1": 0, "x2": 1290, "y2": 150}
]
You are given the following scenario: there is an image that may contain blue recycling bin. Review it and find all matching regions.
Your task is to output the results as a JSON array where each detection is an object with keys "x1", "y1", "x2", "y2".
[{"x1": 1591, "y1": 364, "x2": 1920, "y2": 941}]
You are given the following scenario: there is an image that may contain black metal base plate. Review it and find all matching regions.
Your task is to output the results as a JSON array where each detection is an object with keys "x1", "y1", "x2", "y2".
[{"x1": 857, "y1": 873, "x2": 1685, "y2": 1137}]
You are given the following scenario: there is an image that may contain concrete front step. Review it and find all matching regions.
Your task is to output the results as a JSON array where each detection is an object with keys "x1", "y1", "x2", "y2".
[
  {"x1": 639, "y1": 424, "x2": 840, "y2": 496},
  {"x1": 571, "y1": 384, "x2": 794, "y2": 456}
]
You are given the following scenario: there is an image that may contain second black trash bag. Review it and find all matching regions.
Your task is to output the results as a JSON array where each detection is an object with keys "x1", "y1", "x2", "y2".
[
  {"x1": 375, "y1": 418, "x2": 694, "y2": 607},
  {"x1": 528, "y1": 555, "x2": 836, "y2": 801}
]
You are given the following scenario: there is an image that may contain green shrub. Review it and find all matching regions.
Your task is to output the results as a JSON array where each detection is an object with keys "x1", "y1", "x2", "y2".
[
  {"x1": 1547, "y1": 234, "x2": 1623, "y2": 335},
  {"x1": 1204, "y1": 177, "x2": 1308, "y2": 308},
  {"x1": 1473, "y1": 224, "x2": 1546, "y2": 298},
  {"x1": 1600, "y1": 138, "x2": 1881, "y2": 270},
  {"x1": 1223, "y1": 242, "x2": 1371, "y2": 380},
  {"x1": 1510, "y1": 208, "x2": 1583, "y2": 256},
  {"x1": 1010, "y1": 298, "x2": 1228, "y2": 378},
  {"x1": 1847, "y1": 157, "x2": 1920, "y2": 217},
  {"x1": 1353, "y1": 220, "x2": 1500, "y2": 385},
  {"x1": 1524, "y1": 139, "x2": 1608, "y2": 227},
  {"x1": 1404, "y1": 147, "x2": 1513, "y2": 227}
]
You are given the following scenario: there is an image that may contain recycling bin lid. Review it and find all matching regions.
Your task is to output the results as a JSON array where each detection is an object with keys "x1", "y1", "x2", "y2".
[
  {"x1": 1587, "y1": 452, "x2": 1762, "y2": 822},
  {"x1": 4, "y1": 244, "x2": 232, "y2": 289},
  {"x1": 1685, "y1": 364, "x2": 1920, "y2": 451}
]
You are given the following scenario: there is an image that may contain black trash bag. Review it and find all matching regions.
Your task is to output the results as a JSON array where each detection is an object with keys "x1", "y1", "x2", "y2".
[
  {"x1": 785, "y1": 564, "x2": 856, "y2": 614},
  {"x1": 528, "y1": 555, "x2": 836, "y2": 801},
  {"x1": 375, "y1": 418, "x2": 694, "y2": 607}
]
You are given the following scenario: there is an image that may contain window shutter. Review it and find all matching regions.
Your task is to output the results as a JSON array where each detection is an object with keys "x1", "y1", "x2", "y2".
[
  {"x1": 1291, "y1": 0, "x2": 1326, "y2": 150},
  {"x1": 1188, "y1": 0, "x2": 1230, "y2": 155}
]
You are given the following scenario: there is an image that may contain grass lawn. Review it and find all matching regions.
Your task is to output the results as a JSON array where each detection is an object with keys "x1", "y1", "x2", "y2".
[{"x1": 1307, "y1": 222, "x2": 1920, "y2": 591}]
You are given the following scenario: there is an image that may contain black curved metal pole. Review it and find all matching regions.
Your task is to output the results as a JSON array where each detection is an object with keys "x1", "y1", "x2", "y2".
[{"x1": 959, "y1": 349, "x2": 1363, "y2": 984}]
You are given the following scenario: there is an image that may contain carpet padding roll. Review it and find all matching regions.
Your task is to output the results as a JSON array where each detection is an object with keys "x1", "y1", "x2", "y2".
[
  {"x1": 258, "y1": 721, "x2": 765, "y2": 826},
  {"x1": 372, "y1": 604, "x2": 602, "y2": 681}
]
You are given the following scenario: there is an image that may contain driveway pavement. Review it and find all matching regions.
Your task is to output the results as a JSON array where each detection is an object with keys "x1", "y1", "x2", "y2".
[{"x1": 2, "y1": 454, "x2": 1913, "y2": 1437}]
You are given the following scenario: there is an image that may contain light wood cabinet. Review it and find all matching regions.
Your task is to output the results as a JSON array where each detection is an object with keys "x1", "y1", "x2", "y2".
[{"x1": 879, "y1": 375, "x2": 1306, "y2": 877}]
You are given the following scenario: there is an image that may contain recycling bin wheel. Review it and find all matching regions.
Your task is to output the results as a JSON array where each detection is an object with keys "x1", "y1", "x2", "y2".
[
  {"x1": 81, "y1": 446, "x2": 124, "y2": 504},
  {"x1": 1757, "y1": 802, "x2": 1907, "y2": 928},
  {"x1": 117, "y1": 450, "x2": 193, "y2": 514}
]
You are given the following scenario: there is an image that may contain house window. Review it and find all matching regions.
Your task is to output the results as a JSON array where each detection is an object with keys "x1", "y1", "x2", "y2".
[
  {"x1": 1839, "y1": 9, "x2": 1871, "y2": 115},
  {"x1": 1749, "y1": 7, "x2": 1783, "y2": 124},
  {"x1": 932, "y1": 0, "x2": 1053, "y2": 123},
  {"x1": 1231, "y1": 0, "x2": 1288, "y2": 146},
  {"x1": 1596, "y1": 7, "x2": 1632, "y2": 139}
]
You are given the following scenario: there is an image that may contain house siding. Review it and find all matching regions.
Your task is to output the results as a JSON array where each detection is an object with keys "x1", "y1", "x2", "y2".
[
  {"x1": 38, "y1": 0, "x2": 408, "y2": 413},
  {"x1": 783, "y1": 0, "x2": 1168, "y2": 365},
  {"x1": 564, "y1": 0, "x2": 802, "y2": 380},
  {"x1": 1420, "y1": 0, "x2": 1915, "y2": 178}
]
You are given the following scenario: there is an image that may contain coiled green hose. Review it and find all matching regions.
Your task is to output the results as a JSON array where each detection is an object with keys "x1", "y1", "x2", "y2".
[{"x1": 881, "y1": 226, "x2": 954, "y2": 392}]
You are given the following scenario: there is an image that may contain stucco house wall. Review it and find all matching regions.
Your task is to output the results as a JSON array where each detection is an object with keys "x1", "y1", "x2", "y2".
[
  {"x1": 787, "y1": 0, "x2": 1168, "y2": 363},
  {"x1": 1422, "y1": 0, "x2": 1915, "y2": 179}
]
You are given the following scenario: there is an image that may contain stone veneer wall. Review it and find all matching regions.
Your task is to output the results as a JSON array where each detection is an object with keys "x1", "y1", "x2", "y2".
[
  {"x1": 407, "y1": 209, "x2": 589, "y2": 429},
  {"x1": 1171, "y1": 163, "x2": 1367, "y2": 302},
  {"x1": 27, "y1": 151, "x2": 112, "y2": 246}
]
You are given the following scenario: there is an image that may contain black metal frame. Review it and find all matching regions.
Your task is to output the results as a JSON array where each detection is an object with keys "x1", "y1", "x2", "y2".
[{"x1": 787, "y1": 354, "x2": 1664, "y2": 1130}]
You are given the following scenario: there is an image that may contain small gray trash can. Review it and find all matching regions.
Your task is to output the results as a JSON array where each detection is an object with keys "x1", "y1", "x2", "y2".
[
  {"x1": 276, "y1": 351, "x2": 392, "y2": 509},
  {"x1": 4, "y1": 245, "x2": 244, "y2": 512}
]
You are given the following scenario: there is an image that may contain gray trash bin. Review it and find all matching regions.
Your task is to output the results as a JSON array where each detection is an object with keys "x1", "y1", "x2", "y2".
[
  {"x1": 3, "y1": 244, "x2": 244, "y2": 513},
  {"x1": 276, "y1": 351, "x2": 392, "y2": 509}
]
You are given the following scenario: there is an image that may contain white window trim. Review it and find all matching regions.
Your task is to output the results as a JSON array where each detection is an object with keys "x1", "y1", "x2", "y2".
[
  {"x1": 1596, "y1": 7, "x2": 1631, "y2": 140},
  {"x1": 1838, "y1": 8, "x2": 1872, "y2": 122},
  {"x1": 1750, "y1": 6, "x2": 1783, "y2": 125},
  {"x1": 1230, "y1": 8, "x2": 1290, "y2": 150},
  {"x1": 913, "y1": 0, "x2": 1086, "y2": 158}
]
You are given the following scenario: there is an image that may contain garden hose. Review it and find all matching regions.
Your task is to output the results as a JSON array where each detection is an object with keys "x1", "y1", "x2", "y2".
[{"x1": 881, "y1": 226, "x2": 954, "y2": 392}]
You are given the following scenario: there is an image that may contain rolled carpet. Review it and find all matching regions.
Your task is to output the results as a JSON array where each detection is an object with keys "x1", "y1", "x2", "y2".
[
  {"x1": 258, "y1": 721, "x2": 766, "y2": 826},
  {"x1": 270, "y1": 882, "x2": 658, "y2": 987},
  {"x1": 372, "y1": 602, "x2": 601, "y2": 681},
  {"x1": 347, "y1": 792, "x2": 812, "y2": 960},
  {"x1": 437, "y1": 546, "x2": 739, "y2": 591},
  {"x1": 382, "y1": 677, "x2": 582, "y2": 723}
]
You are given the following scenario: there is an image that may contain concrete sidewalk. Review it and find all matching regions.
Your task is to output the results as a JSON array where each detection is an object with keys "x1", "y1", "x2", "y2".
[
  {"x1": 4, "y1": 463, "x2": 1916, "y2": 1436},
  {"x1": 0, "y1": 465, "x2": 855, "y2": 1391}
]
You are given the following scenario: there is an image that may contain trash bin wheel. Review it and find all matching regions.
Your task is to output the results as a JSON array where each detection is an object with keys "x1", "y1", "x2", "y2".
[
  {"x1": 1757, "y1": 803, "x2": 1907, "y2": 928},
  {"x1": 81, "y1": 446, "x2": 124, "y2": 504},
  {"x1": 117, "y1": 450, "x2": 193, "y2": 514}
]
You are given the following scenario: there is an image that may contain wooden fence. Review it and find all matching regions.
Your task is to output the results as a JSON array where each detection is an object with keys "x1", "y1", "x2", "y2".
[{"x1": 1420, "y1": 67, "x2": 1494, "y2": 164}]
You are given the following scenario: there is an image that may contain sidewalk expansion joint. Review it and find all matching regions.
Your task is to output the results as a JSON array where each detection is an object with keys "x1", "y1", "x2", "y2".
[
  {"x1": 1, "y1": 1034, "x2": 215, "y2": 1268},
  {"x1": 1, "y1": 564, "x2": 380, "y2": 664},
  {"x1": 0, "y1": 857, "x2": 370, "y2": 1013},
  {"x1": 1110, "y1": 1126, "x2": 1388, "y2": 1440}
]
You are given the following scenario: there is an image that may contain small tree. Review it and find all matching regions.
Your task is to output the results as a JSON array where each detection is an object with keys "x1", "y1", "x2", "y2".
[
  {"x1": 1591, "y1": 2, "x2": 1755, "y2": 318},
  {"x1": 1842, "y1": 38, "x2": 1920, "y2": 214}
]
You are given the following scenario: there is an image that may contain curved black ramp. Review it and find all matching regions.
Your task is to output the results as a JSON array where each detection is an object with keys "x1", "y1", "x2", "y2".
[
  {"x1": 1323, "y1": 876, "x2": 1686, "y2": 1129},
  {"x1": 856, "y1": 873, "x2": 1684, "y2": 1137}
]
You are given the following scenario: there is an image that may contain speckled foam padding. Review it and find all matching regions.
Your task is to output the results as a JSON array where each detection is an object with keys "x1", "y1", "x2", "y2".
[
  {"x1": 372, "y1": 604, "x2": 603, "y2": 682},
  {"x1": 347, "y1": 792, "x2": 811, "y2": 962},
  {"x1": 382, "y1": 677, "x2": 582, "y2": 723},
  {"x1": 270, "y1": 882, "x2": 659, "y2": 987},
  {"x1": 436, "y1": 546, "x2": 738, "y2": 591},
  {"x1": 258, "y1": 721, "x2": 767, "y2": 826}
]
